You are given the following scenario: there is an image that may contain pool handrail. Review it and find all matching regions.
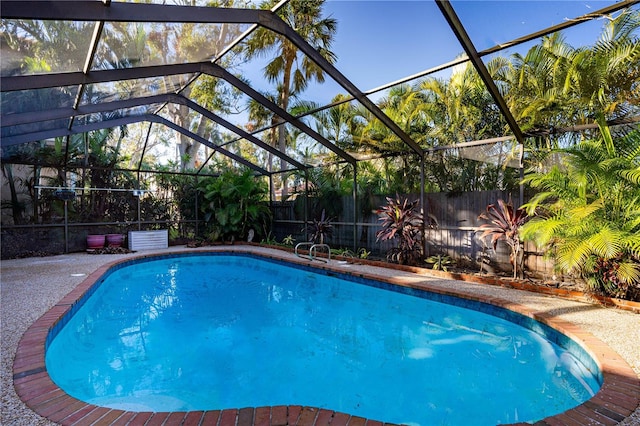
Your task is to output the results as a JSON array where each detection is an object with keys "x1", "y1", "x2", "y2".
[
  {"x1": 294, "y1": 242, "x2": 331, "y2": 262},
  {"x1": 310, "y1": 243, "x2": 331, "y2": 262}
]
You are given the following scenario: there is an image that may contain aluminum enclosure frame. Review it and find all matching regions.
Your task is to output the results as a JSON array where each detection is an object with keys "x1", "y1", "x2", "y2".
[
  {"x1": 2, "y1": 0, "x2": 636, "y2": 175},
  {"x1": 2, "y1": 0, "x2": 638, "y2": 255}
]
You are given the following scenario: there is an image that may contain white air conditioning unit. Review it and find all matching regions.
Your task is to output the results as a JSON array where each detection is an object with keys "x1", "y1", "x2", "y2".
[{"x1": 128, "y1": 230, "x2": 168, "y2": 251}]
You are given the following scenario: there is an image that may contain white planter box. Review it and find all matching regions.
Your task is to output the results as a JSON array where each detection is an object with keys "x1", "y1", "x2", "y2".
[{"x1": 128, "y1": 230, "x2": 168, "y2": 251}]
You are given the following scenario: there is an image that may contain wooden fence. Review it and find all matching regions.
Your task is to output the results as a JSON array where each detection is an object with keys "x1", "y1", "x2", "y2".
[{"x1": 271, "y1": 190, "x2": 555, "y2": 278}]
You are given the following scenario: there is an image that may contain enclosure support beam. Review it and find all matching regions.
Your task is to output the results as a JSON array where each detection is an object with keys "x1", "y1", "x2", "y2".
[
  {"x1": 420, "y1": 156, "x2": 427, "y2": 258},
  {"x1": 352, "y1": 163, "x2": 358, "y2": 253},
  {"x1": 175, "y1": 94, "x2": 308, "y2": 171},
  {"x1": 136, "y1": 193, "x2": 142, "y2": 231},
  {"x1": 2, "y1": 114, "x2": 269, "y2": 175},
  {"x1": 1, "y1": 92, "x2": 308, "y2": 171},
  {"x1": 194, "y1": 175, "x2": 199, "y2": 238},
  {"x1": 304, "y1": 170, "x2": 309, "y2": 241},
  {"x1": 519, "y1": 144, "x2": 525, "y2": 207},
  {"x1": 260, "y1": 11, "x2": 424, "y2": 157},
  {"x1": 0, "y1": 62, "x2": 210, "y2": 92},
  {"x1": 137, "y1": 122, "x2": 154, "y2": 174},
  {"x1": 268, "y1": 174, "x2": 274, "y2": 232},
  {"x1": 0, "y1": 1, "x2": 268, "y2": 24},
  {"x1": 146, "y1": 116, "x2": 269, "y2": 176},
  {"x1": 63, "y1": 200, "x2": 69, "y2": 254},
  {"x1": 268, "y1": 175, "x2": 273, "y2": 204},
  {"x1": 206, "y1": 64, "x2": 357, "y2": 166}
]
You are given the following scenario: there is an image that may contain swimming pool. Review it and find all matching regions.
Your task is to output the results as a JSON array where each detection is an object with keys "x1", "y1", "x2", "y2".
[{"x1": 44, "y1": 252, "x2": 601, "y2": 425}]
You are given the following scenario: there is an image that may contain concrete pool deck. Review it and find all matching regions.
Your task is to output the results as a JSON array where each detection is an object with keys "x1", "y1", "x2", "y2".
[{"x1": 2, "y1": 245, "x2": 639, "y2": 425}]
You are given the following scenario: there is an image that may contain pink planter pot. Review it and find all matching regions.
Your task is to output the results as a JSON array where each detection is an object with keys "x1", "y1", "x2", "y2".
[
  {"x1": 106, "y1": 234, "x2": 124, "y2": 248},
  {"x1": 86, "y1": 234, "x2": 106, "y2": 250}
]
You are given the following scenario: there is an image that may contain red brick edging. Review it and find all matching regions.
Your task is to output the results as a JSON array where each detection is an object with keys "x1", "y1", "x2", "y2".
[{"x1": 13, "y1": 248, "x2": 640, "y2": 426}]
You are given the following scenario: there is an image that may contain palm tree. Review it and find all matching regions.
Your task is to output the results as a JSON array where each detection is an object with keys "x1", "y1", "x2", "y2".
[
  {"x1": 494, "y1": 32, "x2": 576, "y2": 137},
  {"x1": 246, "y1": 91, "x2": 280, "y2": 196},
  {"x1": 365, "y1": 84, "x2": 427, "y2": 150},
  {"x1": 520, "y1": 117, "x2": 640, "y2": 299},
  {"x1": 563, "y1": 8, "x2": 640, "y2": 120},
  {"x1": 245, "y1": 0, "x2": 337, "y2": 199},
  {"x1": 492, "y1": 8, "x2": 639, "y2": 186},
  {"x1": 305, "y1": 94, "x2": 361, "y2": 153},
  {"x1": 494, "y1": 8, "x2": 639, "y2": 141},
  {"x1": 415, "y1": 64, "x2": 512, "y2": 192}
]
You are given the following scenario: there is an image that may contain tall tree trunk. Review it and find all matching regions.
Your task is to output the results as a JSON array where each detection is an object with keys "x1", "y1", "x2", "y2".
[
  {"x1": 2, "y1": 164, "x2": 24, "y2": 225},
  {"x1": 168, "y1": 87, "x2": 200, "y2": 172},
  {"x1": 279, "y1": 54, "x2": 294, "y2": 201}
]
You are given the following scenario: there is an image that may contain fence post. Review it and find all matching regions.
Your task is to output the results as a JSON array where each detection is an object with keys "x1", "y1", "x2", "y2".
[
  {"x1": 519, "y1": 143, "x2": 525, "y2": 206},
  {"x1": 136, "y1": 193, "x2": 141, "y2": 231},
  {"x1": 195, "y1": 178, "x2": 199, "y2": 237},
  {"x1": 420, "y1": 155, "x2": 428, "y2": 257},
  {"x1": 64, "y1": 199, "x2": 69, "y2": 253},
  {"x1": 351, "y1": 164, "x2": 356, "y2": 252},
  {"x1": 304, "y1": 170, "x2": 309, "y2": 241}
]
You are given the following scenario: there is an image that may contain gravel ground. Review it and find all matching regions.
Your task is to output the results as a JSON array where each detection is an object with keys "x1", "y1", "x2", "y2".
[{"x1": 2, "y1": 246, "x2": 639, "y2": 425}]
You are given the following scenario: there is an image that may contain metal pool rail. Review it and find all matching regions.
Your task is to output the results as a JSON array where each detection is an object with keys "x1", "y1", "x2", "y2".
[{"x1": 294, "y1": 242, "x2": 331, "y2": 262}]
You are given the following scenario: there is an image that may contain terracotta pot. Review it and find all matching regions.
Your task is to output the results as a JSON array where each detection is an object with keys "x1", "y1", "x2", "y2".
[
  {"x1": 86, "y1": 234, "x2": 105, "y2": 250},
  {"x1": 106, "y1": 234, "x2": 124, "y2": 248}
]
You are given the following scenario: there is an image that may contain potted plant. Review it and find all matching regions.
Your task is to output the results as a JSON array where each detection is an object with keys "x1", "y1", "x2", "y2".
[
  {"x1": 106, "y1": 233, "x2": 124, "y2": 248},
  {"x1": 86, "y1": 234, "x2": 105, "y2": 250}
]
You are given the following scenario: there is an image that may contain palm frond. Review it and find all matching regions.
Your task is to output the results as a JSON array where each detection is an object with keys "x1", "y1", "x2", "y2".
[
  {"x1": 566, "y1": 200, "x2": 604, "y2": 222},
  {"x1": 555, "y1": 240, "x2": 589, "y2": 273},
  {"x1": 620, "y1": 167, "x2": 640, "y2": 185},
  {"x1": 587, "y1": 227, "x2": 624, "y2": 259},
  {"x1": 520, "y1": 216, "x2": 565, "y2": 248},
  {"x1": 623, "y1": 231, "x2": 640, "y2": 259},
  {"x1": 617, "y1": 261, "x2": 640, "y2": 285}
]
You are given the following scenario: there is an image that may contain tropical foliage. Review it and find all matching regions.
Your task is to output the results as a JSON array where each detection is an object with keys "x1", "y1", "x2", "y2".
[
  {"x1": 245, "y1": 0, "x2": 337, "y2": 198},
  {"x1": 199, "y1": 169, "x2": 271, "y2": 243},
  {"x1": 477, "y1": 199, "x2": 529, "y2": 279},
  {"x1": 376, "y1": 195, "x2": 424, "y2": 266},
  {"x1": 425, "y1": 254, "x2": 455, "y2": 272},
  {"x1": 1, "y1": 1, "x2": 639, "y2": 284},
  {"x1": 305, "y1": 209, "x2": 333, "y2": 245},
  {"x1": 494, "y1": 9, "x2": 640, "y2": 134},
  {"x1": 520, "y1": 119, "x2": 640, "y2": 299},
  {"x1": 293, "y1": 165, "x2": 350, "y2": 220}
]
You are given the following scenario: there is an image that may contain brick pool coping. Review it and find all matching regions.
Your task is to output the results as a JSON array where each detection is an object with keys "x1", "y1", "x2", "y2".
[{"x1": 13, "y1": 247, "x2": 640, "y2": 426}]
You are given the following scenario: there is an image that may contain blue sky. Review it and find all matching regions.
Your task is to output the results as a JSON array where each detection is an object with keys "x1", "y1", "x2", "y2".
[
  {"x1": 323, "y1": 0, "x2": 459, "y2": 91},
  {"x1": 294, "y1": 0, "x2": 621, "y2": 105},
  {"x1": 230, "y1": 0, "x2": 628, "y2": 126}
]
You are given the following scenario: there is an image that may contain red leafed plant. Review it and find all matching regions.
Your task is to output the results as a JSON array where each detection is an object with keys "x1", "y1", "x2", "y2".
[
  {"x1": 306, "y1": 209, "x2": 333, "y2": 245},
  {"x1": 376, "y1": 195, "x2": 424, "y2": 266},
  {"x1": 477, "y1": 199, "x2": 528, "y2": 279}
]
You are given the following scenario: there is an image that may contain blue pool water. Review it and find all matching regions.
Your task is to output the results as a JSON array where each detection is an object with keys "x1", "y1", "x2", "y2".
[{"x1": 46, "y1": 254, "x2": 600, "y2": 425}]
